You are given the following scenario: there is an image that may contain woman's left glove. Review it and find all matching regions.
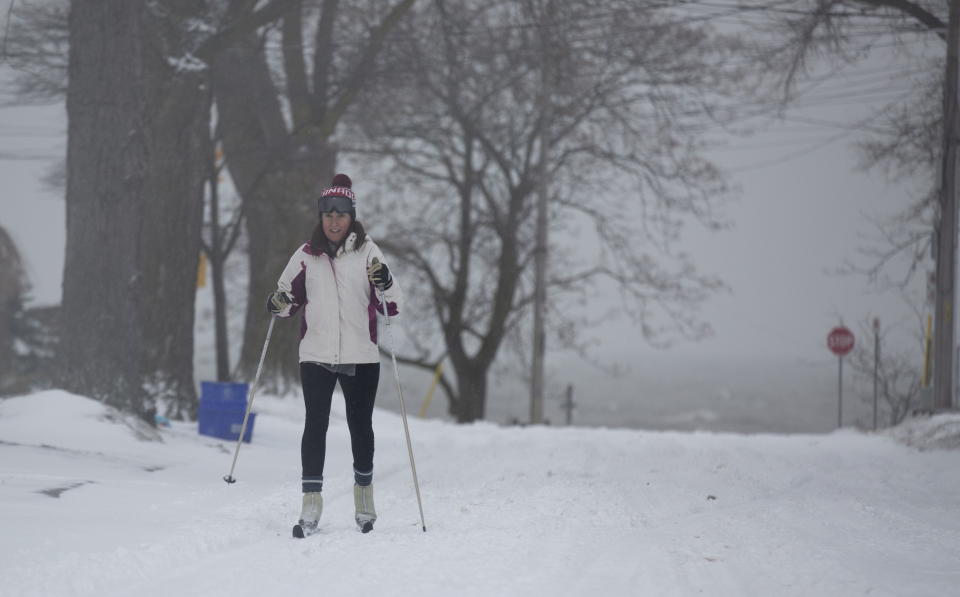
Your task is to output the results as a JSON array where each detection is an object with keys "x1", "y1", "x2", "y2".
[
  {"x1": 367, "y1": 258, "x2": 393, "y2": 290},
  {"x1": 266, "y1": 290, "x2": 292, "y2": 314}
]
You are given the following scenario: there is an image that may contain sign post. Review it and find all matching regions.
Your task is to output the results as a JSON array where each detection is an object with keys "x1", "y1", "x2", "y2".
[
  {"x1": 827, "y1": 326, "x2": 855, "y2": 428},
  {"x1": 873, "y1": 318, "x2": 880, "y2": 430}
]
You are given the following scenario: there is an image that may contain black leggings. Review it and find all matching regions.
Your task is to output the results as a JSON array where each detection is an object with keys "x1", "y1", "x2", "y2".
[{"x1": 299, "y1": 362, "x2": 380, "y2": 492}]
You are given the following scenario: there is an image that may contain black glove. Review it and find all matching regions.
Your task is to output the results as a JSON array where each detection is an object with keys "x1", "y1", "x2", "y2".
[
  {"x1": 367, "y1": 258, "x2": 393, "y2": 290},
  {"x1": 266, "y1": 290, "x2": 292, "y2": 314}
]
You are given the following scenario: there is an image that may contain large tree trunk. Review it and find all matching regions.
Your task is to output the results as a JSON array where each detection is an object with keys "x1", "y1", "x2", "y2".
[
  {"x1": 139, "y1": 10, "x2": 209, "y2": 419},
  {"x1": 59, "y1": 0, "x2": 207, "y2": 421},
  {"x1": 450, "y1": 360, "x2": 490, "y2": 423},
  {"x1": 60, "y1": 0, "x2": 149, "y2": 417}
]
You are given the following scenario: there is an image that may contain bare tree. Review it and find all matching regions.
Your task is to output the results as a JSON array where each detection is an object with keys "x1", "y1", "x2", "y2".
[
  {"x1": 0, "y1": 225, "x2": 29, "y2": 395},
  {"x1": 0, "y1": 227, "x2": 58, "y2": 395},
  {"x1": 56, "y1": 0, "x2": 303, "y2": 421},
  {"x1": 852, "y1": 60, "x2": 942, "y2": 289},
  {"x1": 210, "y1": 0, "x2": 417, "y2": 389},
  {"x1": 749, "y1": 0, "x2": 947, "y2": 286},
  {"x1": 847, "y1": 314, "x2": 924, "y2": 426},
  {"x1": 200, "y1": 136, "x2": 246, "y2": 382},
  {"x1": 3, "y1": 0, "x2": 311, "y2": 418},
  {"x1": 353, "y1": 0, "x2": 744, "y2": 422},
  {"x1": 1, "y1": 0, "x2": 70, "y2": 104},
  {"x1": 58, "y1": 0, "x2": 215, "y2": 421}
]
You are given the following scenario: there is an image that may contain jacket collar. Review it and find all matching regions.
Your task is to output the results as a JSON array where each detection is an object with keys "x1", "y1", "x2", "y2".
[
  {"x1": 302, "y1": 231, "x2": 356, "y2": 258},
  {"x1": 339, "y1": 232, "x2": 357, "y2": 255}
]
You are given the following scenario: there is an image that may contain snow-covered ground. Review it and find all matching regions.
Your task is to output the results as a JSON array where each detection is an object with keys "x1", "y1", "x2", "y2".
[{"x1": 1, "y1": 390, "x2": 959, "y2": 597}]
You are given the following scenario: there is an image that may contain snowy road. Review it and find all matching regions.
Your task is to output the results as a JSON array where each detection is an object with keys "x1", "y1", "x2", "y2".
[{"x1": 1, "y1": 391, "x2": 959, "y2": 596}]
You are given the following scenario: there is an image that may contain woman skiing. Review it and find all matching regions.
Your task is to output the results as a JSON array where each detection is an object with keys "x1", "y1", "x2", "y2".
[{"x1": 267, "y1": 173, "x2": 401, "y2": 537}]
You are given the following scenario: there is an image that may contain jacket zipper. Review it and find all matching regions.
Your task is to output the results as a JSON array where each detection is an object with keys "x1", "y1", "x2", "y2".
[{"x1": 328, "y1": 256, "x2": 341, "y2": 365}]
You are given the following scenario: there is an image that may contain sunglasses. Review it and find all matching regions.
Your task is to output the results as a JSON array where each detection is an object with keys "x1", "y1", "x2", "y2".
[{"x1": 317, "y1": 195, "x2": 353, "y2": 214}]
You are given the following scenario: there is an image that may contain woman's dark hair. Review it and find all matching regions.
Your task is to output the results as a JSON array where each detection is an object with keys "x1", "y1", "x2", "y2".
[{"x1": 310, "y1": 218, "x2": 367, "y2": 257}]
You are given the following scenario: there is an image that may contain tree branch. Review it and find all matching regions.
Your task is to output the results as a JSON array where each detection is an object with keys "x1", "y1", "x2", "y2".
[
  {"x1": 281, "y1": 1, "x2": 311, "y2": 130},
  {"x1": 377, "y1": 238, "x2": 451, "y2": 318},
  {"x1": 853, "y1": 0, "x2": 947, "y2": 39},
  {"x1": 197, "y1": 0, "x2": 301, "y2": 62},
  {"x1": 318, "y1": 0, "x2": 417, "y2": 137},
  {"x1": 311, "y1": 0, "x2": 339, "y2": 123}
]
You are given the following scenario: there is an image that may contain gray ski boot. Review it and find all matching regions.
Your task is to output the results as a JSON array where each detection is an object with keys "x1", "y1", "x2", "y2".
[
  {"x1": 354, "y1": 483, "x2": 377, "y2": 533},
  {"x1": 293, "y1": 492, "x2": 323, "y2": 538}
]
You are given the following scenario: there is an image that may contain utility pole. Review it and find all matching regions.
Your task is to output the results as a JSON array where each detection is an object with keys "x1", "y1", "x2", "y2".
[
  {"x1": 933, "y1": 0, "x2": 960, "y2": 411},
  {"x1": 873, "y1": 318, "x2": 880, "y2": 430},
  {"x1": 563, "y1": 384, "x2": 575, "y2": 426},
  {"x1": 530, "y1": 0, "x2": 553, "y2": 424}
]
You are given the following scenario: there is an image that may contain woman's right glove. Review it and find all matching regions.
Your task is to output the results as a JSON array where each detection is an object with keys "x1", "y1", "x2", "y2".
[{"x1": 266, "y1": 290, "x2": 292, "y2": 314}]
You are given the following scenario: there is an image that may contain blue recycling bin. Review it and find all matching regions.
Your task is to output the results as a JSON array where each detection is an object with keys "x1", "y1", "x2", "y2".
[{"x1": 198, "y1": 381, "x2": 255, "y2": 443}]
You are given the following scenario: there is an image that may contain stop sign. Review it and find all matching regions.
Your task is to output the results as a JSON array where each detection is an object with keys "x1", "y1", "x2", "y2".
[{"x1": 827, "y1": 326, "x2": 855, "y2": 357}]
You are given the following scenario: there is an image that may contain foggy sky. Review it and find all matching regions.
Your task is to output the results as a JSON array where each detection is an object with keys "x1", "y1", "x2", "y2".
[{"x1": 0, "y1": 50, "x2": 931, "y2": 369}]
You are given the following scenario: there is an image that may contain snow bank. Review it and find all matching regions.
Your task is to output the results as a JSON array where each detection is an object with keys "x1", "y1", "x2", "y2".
[
  {"x1": 0, "y1": 389, "x2": 161, "y2": 450},
  {"x1": 885, "y1": 413, "x2": 960, "y2": 451},
  {"x1": 2, "y1": 390, "x2": 959, "y2": 597}
]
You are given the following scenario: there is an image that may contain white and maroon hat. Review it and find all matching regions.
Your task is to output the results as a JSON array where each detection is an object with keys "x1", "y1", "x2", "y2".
[{"x1": 317, "y1": 173, "x2": 356, "y2": 216}]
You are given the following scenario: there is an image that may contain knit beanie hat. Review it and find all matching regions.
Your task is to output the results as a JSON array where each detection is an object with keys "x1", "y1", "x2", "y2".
[{"x1": 317, "y1": 173, "x2": 356, "y2": 217}]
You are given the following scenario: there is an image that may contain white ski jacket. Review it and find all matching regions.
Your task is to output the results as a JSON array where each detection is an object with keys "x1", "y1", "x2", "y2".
[{"x1": 273, "y1": 233, "x2": 402, "y2": 365}]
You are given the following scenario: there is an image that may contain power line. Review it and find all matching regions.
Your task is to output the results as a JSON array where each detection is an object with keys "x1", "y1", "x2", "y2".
[
  {"x1": 719, "y1": 85, "x2": 916, "y2": 172},
  {"x1": 257, "y1": 0, "x2": 943, "y2": 51}
]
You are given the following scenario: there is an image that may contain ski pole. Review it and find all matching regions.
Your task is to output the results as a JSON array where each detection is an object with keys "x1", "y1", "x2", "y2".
[
  {"x1": 375, "y1": 264, "x2": 427, "y2": 532},
  {"x1": 223, "y1": 315, "x2": 276, "y2": 484}
]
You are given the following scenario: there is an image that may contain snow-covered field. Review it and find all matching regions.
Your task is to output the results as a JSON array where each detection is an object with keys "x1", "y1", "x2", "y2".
[{"x1": 1, "y1": 390, "x2": 959, "y2": 597}]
